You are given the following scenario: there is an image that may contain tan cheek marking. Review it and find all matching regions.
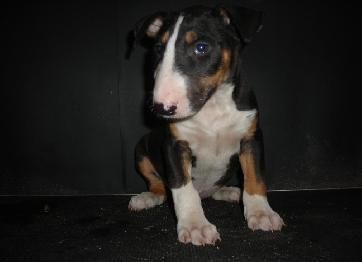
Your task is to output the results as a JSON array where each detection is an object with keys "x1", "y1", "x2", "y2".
[
  {"x1": 200, "y1": 48, "x2": 231, "y2": 88},
  {"x1": 161, "y1": 31, "x2": 170, "y2": 44},
  {"x1": 239, "y1": 153, "x2": 267, "y2": 196},
  {"x1": 138, "y1": 157, "x2": 166, "y2": 196},
  {"x1": 185, "y1": 31, "x2": 197, "y2": 44}
]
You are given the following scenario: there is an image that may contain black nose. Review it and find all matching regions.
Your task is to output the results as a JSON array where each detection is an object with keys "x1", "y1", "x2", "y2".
[{"x1": 153, "y1": 103, "x2": 177, "y2": 116}]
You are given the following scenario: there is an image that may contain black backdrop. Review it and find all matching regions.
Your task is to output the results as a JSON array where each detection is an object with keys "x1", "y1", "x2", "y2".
[{"x1": 1, "y1": 0, "x2": 361, "y2": 195}]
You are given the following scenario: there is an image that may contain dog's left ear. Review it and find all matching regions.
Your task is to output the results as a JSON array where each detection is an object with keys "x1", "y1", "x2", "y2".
[{"x1": 218, "y1": 6, "x2": 263, "y2": 44}]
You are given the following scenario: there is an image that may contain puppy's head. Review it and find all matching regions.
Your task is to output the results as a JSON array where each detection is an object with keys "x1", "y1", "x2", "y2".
[{"x1": 136, "y1": 6, "x2": 262, "y2": 120}]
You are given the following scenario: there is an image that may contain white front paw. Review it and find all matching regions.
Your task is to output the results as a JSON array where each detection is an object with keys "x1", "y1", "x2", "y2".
[
  {"x1": 177, "y1": 220, "x2": 220, "y2": 246},
  {"x1": 172, "y1": 182, "x2": 221, "y2": 245},
  {"x1": 246, "y1": 209, "x2": 284, "y2": 231},
  {"x1": 243, "y1": 191, "x2": 285, "y2": 231}
]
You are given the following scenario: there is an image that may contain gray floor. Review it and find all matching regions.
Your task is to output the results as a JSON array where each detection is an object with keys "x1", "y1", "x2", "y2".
[{"x1": 1, "y1": 189, "x2": 361, "y2": 261}]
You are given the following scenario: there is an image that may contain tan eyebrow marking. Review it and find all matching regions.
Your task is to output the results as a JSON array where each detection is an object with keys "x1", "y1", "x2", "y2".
[{"x1": 185, "y1": 31, "x2": 198, "y2": 44}]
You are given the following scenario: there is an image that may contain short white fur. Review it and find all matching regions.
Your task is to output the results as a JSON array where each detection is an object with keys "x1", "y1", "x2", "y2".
[
  {"x1": 128, "y1": 192, "x2": 165, "y2": 211},
  {"x1": 147, "y1": 18, "x2": 163, "y2": 36},
  {"x1": 172, "y1": 182, "x2": 220, "y2": 245},
  {"x1": 153, "y1": 16, "x2": 191, "y2": 118},
  {"x1": 172, "y1": 182, "x2": 204, "y2": 221},
  {"x1": 174, "y1": 83, "x2": 257, "y2": 197},
  {"x1": 243, "y1": 190, "x2": 285, "y2": 231}
]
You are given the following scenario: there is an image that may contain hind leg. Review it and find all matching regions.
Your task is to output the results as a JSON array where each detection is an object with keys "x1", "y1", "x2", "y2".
[
  {"x1": 212, "y1": 186, "x2": 241, "y2": 202},
  {"x1": 128, "y1": 156, "x2": 166, "y2": 211},
  {"x1": 128, "y1": 191, "x2": 165, "y2": 211}
]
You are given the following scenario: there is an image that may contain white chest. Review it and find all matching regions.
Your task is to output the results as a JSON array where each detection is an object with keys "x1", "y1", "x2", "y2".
[{"x1": 174, "y1": 84, "x2": 257, "y2": 195}]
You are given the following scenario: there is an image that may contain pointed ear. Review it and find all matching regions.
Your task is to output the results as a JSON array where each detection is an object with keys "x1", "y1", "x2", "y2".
[
  {"x1": 134, "y1": 12, "x2": 168, "y2": 43},
  {"x1": 218, "y1": 6, "x2": 263, "y2": 44}
]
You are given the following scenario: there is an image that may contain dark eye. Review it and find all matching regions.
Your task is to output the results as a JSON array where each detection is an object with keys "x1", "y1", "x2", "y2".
[{"x1": 194, "y1": 42, "x2": 209, "y2": 55}]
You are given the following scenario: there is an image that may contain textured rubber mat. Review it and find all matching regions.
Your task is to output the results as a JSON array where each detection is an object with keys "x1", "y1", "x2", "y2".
[{"x1": 1, "y1": 189, "x2": 361, "y2": 261}]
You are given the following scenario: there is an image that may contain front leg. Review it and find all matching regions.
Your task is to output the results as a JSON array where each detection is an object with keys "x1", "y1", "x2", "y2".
[
  {"x1": 166, "y1": 136, "x2": 220, "y2": 246},
  {"x1": 172, "y1": 182, "x2": 220, "y2": 245},
  {"x1": 240, "y1": 125, "x2": 285, "y2": 231}
]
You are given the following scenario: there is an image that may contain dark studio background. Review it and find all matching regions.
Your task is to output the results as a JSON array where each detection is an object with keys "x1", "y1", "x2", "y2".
[{"x1": 1, "y1": 0, "x2": 361, "y2": 195}]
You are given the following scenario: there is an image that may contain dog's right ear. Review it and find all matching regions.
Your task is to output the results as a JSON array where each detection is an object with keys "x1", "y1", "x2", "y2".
[
  {"x1": 134, "y1": 12, "x2": 168, "y2": 43},
  {"x1": 125, "y1": 12, "x2": 168, "y2": 59}
]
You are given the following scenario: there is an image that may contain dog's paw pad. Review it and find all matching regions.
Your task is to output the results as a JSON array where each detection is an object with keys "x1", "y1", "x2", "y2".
[
  {"x1": 178, "y1": 223, "x2": 220, "y2": 246},
  {"x1": 128, "y1": 192, "x2": 165, "y2": 211},
  {"x1": 247, "y1": 210, "x2": 284, "y2": 231}
]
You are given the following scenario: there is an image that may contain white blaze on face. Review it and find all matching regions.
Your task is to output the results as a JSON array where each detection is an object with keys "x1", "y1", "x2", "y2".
[{"x1": 153, "y1": 16, "x2": 190, "y2": 118}]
